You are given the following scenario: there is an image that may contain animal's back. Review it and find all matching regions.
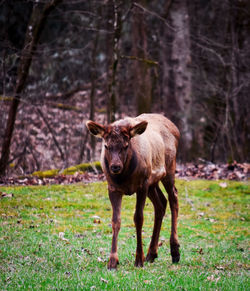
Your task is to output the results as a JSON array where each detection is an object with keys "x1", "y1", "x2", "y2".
[
  {"x1": 117, "y1": 113, "x2": 179, "y2": 183},
  {"x1": 141, "y1": 113, "x2": 179, "y2": 171},
  {"x1": 135, "y1": 113, "x2": 180, "y2": 143}
]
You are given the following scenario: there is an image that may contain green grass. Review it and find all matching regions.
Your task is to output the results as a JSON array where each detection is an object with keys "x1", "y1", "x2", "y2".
[{"x1": 0, "y1": 180, "x2": 249, "y2": 290}]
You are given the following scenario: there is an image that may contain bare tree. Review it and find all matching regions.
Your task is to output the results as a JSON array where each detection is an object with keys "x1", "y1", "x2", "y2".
[
  {"x1": 0, "y1": 0, "x2": 62, "y2": 176},
  {"x1": 132, "y1": 1, "x2": 152, "y2": 115},
  {"x1": 106, "y1": 0, "x2": 122, "y2": 123}
]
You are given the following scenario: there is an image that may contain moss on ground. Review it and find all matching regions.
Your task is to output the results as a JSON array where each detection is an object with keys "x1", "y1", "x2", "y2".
[
  {"x1": 61, "y1": 161, "x2": 102, "y2": 175},
  {"x1": 31, "y1": 161, "x2": 102, "y2": 178}
]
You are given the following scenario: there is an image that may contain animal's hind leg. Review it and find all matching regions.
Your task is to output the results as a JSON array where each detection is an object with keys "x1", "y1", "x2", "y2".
[
  {"x1": 146, "y1": 184, "x2": 167, "y2": 263},
  {"x1": 162, "y1": 173, "x2": 180, "y2": 263}
]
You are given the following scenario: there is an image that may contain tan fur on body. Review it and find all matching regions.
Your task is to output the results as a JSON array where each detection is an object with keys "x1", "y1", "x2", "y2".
[{"x1": 100, "y1": 114, "x2": 179, "y2": 194}]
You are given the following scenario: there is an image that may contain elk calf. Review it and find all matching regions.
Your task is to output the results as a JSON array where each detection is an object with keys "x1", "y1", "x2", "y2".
[{"x1": 86, "y1": 113, "x2": 180, "y2": 269}]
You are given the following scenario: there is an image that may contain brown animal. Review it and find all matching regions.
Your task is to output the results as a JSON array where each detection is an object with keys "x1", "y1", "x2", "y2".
[{"x1": 86, "y1": 113, "x2": 180, "y2": 269}]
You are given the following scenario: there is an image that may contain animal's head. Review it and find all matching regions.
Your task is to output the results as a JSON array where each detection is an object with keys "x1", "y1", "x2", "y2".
[{"x1": 86, "y1": 120, "x2": 148, "y2": 175}]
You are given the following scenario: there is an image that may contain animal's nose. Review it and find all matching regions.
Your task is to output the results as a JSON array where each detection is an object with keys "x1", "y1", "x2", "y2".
[{"x1": 110, "y1": 164, "x2": 121, "y2": 174}]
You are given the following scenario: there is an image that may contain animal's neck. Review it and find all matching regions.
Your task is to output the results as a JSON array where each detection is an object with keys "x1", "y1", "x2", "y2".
[
  {"x1": 124, "y1": 149, "x2": 137, "y2": 177},
  {"x1": 106, "y1": 150, "x2": 137, "y2": 185}
]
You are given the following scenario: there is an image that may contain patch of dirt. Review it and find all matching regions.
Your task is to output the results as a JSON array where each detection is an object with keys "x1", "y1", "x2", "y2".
[
  {"x1": 176, "y1": 161, "x2": 249, "y2": 181},
  {"x1": 0, "y1": 162, "x2": 248, "y2": 186}
]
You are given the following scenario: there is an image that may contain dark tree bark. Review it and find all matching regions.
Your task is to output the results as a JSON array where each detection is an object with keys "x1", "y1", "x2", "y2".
[
  {"x1": 0, "y1": 0, "x2": 62, "y2": 176},
  {"x1": 132, "y1": 1, "x2": 152, "y2": 115},
  {"x1": 107, "y1": 0, "x2": 122, "y2": 123},
  {"x1": 161, "y1": 0, "x2": 192, "y2": 160},
  {"x1": 89, "y1": 3, "x2": 101, "y2": 160}
]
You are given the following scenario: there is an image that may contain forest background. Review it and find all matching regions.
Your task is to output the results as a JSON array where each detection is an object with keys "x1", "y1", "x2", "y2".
[{"x1": 0, "y1": 0, "x2": 249, "y2": 177}]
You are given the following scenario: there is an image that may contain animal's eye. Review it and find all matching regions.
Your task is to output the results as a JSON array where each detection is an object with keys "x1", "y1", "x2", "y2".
[{"x1": 105, "y1": 145, "x2": 113, "y2": 151}]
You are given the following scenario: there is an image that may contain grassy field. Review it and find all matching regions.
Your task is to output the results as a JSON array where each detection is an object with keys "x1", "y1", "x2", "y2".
[{"x1": 0, "y1": 179, "x2": 249, "y2": 290}]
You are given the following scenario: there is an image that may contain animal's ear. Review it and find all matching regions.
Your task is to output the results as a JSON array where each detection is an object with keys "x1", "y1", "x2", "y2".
[
  {"x1": 130, "y1": 121, "x2": 148, "y2": 138},
  {"x1": 86, "y1": 120, "x2": 105, "y2": 138}
]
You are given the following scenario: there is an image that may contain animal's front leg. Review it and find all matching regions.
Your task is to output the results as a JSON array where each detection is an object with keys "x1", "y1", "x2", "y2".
[
  {"x1": 108, "y1": 190, "x2": 122, "y2": 270},
  {"x1": 134, "y1": 188, "x2": 147, "y2": 267}
]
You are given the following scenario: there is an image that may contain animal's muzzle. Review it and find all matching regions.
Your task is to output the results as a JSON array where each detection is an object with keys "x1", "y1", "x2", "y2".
[{"x1": 110, "y1": 164, "x2": 122, "y2": 174}]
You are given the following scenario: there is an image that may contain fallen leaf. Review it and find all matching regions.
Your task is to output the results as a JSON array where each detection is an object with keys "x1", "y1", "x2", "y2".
[
  {"x1": 59, "y1": 232, "x2": 69, "y2": 242},
  {"x1": 219, "y1": 182, "x2": 227, "y2": 188},
  {"x1": 93, "y1": 219, "x2": 101, "y2": 224},
  {"x1": 0, "y1": 192, "x2": 14, "y2": 198},
  {"x1": 65, "y1": 271, "x2": 71, "y2": 276},
  {"x1": 207, "y1": 275, "x2": 221, "y2": 282},
  {"x1": 216, "y1": 265, "x2": 225, "y2": 270},
  {"x1": 59, "y1": 232, "x2": 65, "y2": 238},
  {"x1": 93, "y1": 215, "x2": 101, "y2": 224},
  {"x1": 82, "y1": 248, "x2": 92, "y2": 255},
  {"x1": 101, "y1": 278, "x2": 108, "y2": 284},
  {"x1": 205, "y1": 218, "x2": 216, "y2": 223},
  {"x1": 97, "y1": 257, "x2": 104, "y2": 262}
]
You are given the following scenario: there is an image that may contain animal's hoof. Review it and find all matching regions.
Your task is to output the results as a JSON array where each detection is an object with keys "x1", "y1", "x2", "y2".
[
  {"x1": 107, "y1": 257, "x2": 119, "y2": 270},
  {"x1": 170, "y1": 242, "x2": 180, "y2": 263},
  {"x1": 146, "y1": 252, "x2": 158, "y2": 263},
  {"x1": 172, "y1": 255, "x2": 180, "y2": 263},
  {"x1": 134, "y1": 260, "x2": 144, "y2": 268},
  {"x1": 135, "y1": 254, "x2": 145, "y2": 267}
]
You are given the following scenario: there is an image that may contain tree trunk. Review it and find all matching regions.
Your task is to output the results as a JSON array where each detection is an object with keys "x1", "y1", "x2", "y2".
[
  {"x1": 107, "y1": 0, "x2": 122, "y2": 123},
  {"x1": 162, "y1": 0, "x2": 192, "y2": 160},
  {"x1": 228, "y1": 0, "x2": 244, "y2": 162},
  {"x1": 0, "y1": 0, "x2": 62, "y2": 176},
  {"x1": 89, "y1": 4, "x2": 101, "y2": 160},
  {"x1": 132, "y1": 1, "x2": 152, "y2": 115}
]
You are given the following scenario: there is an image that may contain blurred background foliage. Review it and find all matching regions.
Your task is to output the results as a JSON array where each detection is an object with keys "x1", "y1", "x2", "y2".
[{"x1": 0, "y1": 0, "x2": 249, "y2": 175}]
